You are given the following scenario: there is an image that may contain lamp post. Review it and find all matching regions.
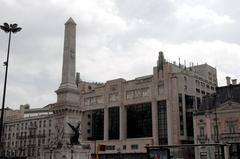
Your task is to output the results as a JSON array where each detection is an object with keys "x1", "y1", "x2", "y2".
[{"x1": 0, "y1": 23, "x2": 22, "y2": 156}]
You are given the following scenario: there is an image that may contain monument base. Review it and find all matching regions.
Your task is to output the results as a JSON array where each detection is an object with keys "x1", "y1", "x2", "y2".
[{"x1": 41, "y1": 144, "x2": 91, "y2": 159}]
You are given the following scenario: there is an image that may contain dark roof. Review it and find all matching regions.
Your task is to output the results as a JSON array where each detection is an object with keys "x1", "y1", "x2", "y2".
[{"x1": 198, "y1": 84, "x2": 240, "y2": 111}]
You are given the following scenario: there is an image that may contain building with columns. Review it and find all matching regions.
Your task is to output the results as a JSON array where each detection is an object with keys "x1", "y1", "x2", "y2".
[{"x1": 1, "y1": 18, "x2": 218, "y2": 159}]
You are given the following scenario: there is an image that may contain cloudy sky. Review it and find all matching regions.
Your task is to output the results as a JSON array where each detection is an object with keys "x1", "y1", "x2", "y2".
[{"x1": 0, "y1": 0, "x2": 240, "y2": 109}]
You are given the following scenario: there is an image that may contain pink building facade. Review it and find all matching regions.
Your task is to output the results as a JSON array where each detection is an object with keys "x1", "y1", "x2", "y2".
[{"x1": 194, "y1": 82, "x2": 240, "y2": 159}]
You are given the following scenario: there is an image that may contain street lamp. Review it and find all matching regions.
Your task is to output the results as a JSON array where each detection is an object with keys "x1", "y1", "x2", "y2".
[{"x1": 0, "y1": 22, "x2": 22, "y2": 156}]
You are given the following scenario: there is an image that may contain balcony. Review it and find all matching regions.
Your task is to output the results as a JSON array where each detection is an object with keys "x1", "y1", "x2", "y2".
[
  {"x1": 37, "y1": 134, "x2": 46, "y2": 138},
  {"x1": 27, "y1": 144, "x2": 36, "y2": 148},
  {"x1": 197, "y1": 135, "x2": 208, "y2": 143},
  {"x1": 28, "y1": 134, "x2": 37, "y2": 138},
  {"x1": 17, "y1": 135, "x2": 27, "y2": 139},
  {"x1": 220, "y1": 133, "x2": 240, "y2": 142},
  {"x1": 28, "y1": 124, "x2": 37, "y2": 129}
]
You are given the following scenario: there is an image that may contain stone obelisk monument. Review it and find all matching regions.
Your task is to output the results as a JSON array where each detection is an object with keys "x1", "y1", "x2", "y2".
[
  {"x1": 56, "y1": 17, "x2": 79, "y2": 103},
  {"x1": 41, "y1": 18, "x2": 89, "y2": 159}
]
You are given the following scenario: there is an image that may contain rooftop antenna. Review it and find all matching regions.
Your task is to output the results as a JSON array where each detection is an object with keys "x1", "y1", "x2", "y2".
[
  {"x1": 189, "y1": 62, "x2": 192, "y2": 71},
  {"x1": 178, "y1": 58, "x2": 181, "y2": 68}
]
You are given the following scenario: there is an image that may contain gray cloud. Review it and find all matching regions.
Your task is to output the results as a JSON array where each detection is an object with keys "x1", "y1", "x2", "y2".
[{"x1": 0, "y1": 0, "x2": 239, "y2": 109}]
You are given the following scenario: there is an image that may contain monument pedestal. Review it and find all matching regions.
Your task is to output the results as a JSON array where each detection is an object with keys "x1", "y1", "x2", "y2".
[{"x1": 42, "y1": 145, "x2": 91, "y2": 159}]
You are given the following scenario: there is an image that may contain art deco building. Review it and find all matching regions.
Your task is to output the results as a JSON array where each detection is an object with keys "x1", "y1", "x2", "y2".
[
  {"x1": 1, "y1": 18, "x2": 218, "y2": 159},
  {"x1": 78, "y1": 52, "x2": 217, "y2": 159}
]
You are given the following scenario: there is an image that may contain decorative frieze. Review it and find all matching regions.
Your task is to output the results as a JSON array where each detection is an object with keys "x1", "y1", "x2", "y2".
[
  {"x1": 109, "y1": 93, "x2": 119, "y2": 102},
  {"x1": 84, "y1": 96, "x2": 104, "y2": 106},
  {"x1": 126, "y1": 88, "x2": 149, "y2": 100}
]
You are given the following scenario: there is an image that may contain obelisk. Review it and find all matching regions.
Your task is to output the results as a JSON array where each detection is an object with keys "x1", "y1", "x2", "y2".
[
  {"x1": 42, "y1": 18, "x2": 89, "y2": 159},
  {"x1": 53, "y1": 17, "x2": 81, "y2": 146},
  {"x1": 56, "y1": 17, "x2": 79, "y2": 103}
]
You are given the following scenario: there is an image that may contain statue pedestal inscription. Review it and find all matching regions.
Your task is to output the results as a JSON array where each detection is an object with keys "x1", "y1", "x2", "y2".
[{"x1": 42, "y1": 145, "x2": 91, "y2": 159}]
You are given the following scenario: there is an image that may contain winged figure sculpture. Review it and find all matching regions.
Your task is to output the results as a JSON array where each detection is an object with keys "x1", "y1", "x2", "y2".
[{"x1": 67, "y1": 122, "x2": 80, "y2": 145}]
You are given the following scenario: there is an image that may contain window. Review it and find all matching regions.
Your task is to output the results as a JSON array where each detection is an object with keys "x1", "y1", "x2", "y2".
[
  {"x1": 106, "y1": 145, "x2": 115, "y2": 150},
  {"x1": 16, "y1": 132, "x2": 19, "y2": 138},
  {"x1": 179, "y1": 94, "x2": 184, "y2": 135},
  {"x1": 200, "y1": 127, "x2": 205, "y2": 136},
  {"x1": 109, "y1": 107, "x2": 119, "y2": 139},
  {"x1": 201, "y1": 82, "x2": 205, "y2": 87},
  {"x1": 213, "y1": 125, "x2": 218, "y2": 137},
  {"x1": 206, "y1": 84, "x2": 210, "y2": 89},
  {"x1": 87, "y1": 129, "x2": 91, "y2": 134},
  {"x1": 38, "y1": 139, "x2": 41, "y2": 146},
  {"x1": 158, "y1": 100, "x2": 168, "y2": 144},
  {"x1": 228, "y1": 121, "x2": 237, "y2": 134},
  {"x1": 197, "y1": 97, "x2": 201, "y2": 109},
  {"x1": 88, "y1": 85, "x2": 92, "y2": 90},
  {"x1": 185, "y1": 95, "x2": 195, "y2": 109},
  {"x1": 131, "y1": 144, "x2": 138, "y2": 150},
  {"x1": 92, "y1": 109, "x2": 104, "y2": 140},
  {"x1": 43, "y1": 120, "x2": 46, "y2": 127},
  {"x1": 200, "y1": 152, "x2": 207, "y2": 159},
  {"x1": 186, "y1": 112, "x2": 194, "y2": 137},
  {"x1": 87, "y1": 114, "x2": 91, "y2": 119},
  {"x1": 127, "y1": 103, "x2": 152, "y2": 138},
  {"x1": 196, "y1": 88, "x2": 200, "y2": 93},
  {"x1": 49, "y1": 120, "x2": 51, "y2": 127}
]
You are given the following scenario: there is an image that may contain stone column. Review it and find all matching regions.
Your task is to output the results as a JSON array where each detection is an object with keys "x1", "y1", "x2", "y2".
[
  {"x1": 104, "y1": 107, "x2": 109, "y2": 140},
  {"x1": 120, "y1": 105, "x2": 126, "y2": 140},
  {"x1": 56, "y1": 17, "x2": 79, "y2": 104},
  {"x1": 151, "y1": 100, "x2": 159, "y2": 145}
]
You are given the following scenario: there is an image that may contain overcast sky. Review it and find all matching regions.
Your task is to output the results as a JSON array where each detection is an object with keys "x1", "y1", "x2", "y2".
[{"x1": 0, "y1": 0, "x2": 240, "y2": 109}]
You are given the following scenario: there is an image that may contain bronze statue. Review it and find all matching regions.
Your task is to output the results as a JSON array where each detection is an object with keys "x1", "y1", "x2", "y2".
[{"x1": 67, "y1": 122, "x2": 80, "y2": 145}]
